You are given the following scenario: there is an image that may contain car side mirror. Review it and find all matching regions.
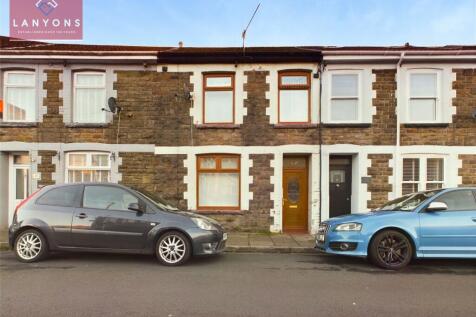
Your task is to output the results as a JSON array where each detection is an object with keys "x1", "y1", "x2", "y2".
[
  {"x1": 128, "y1": 202, "x2": 143, "y2": 213},
  {"x1": 426, "y1": 201, "x2": 448, "y2": 212}
]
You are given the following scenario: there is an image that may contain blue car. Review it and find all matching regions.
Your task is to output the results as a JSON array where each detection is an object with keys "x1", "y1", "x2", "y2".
[{"x1": 316, "y1": 188, "x2": 476, "y2": 270}]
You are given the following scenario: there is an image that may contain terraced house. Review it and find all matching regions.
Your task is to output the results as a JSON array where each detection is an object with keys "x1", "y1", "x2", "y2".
[{"x1": 1, "y1": 36, "x2": 475, "y2": 234}]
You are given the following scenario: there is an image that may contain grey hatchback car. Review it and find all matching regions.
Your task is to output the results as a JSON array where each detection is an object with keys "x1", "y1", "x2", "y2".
[{"x1": 9, "y1": 183, "x2": 227, "y2": 266}]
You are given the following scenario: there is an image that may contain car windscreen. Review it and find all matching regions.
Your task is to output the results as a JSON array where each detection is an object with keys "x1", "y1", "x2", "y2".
[
  {"x1": 133, "y1": 189, "x2": 178, "y2": 211},
  {"x1": 375, "y1": 190, "x2": 442, "y2": 212}
]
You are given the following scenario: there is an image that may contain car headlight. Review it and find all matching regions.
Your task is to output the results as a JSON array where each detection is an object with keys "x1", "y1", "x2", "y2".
[
  {"x1": 191, "y1": 218, "x2": 215, "y2": 230},
  {"x1": 334, "y1": 222, "x2": 362, "y2": 231}
]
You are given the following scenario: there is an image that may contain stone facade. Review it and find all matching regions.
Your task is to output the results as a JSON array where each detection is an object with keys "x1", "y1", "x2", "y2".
[
  {"x1": 119, "y1": 152, "x2": 188, "y2": 208},
  {"x1": 367, "y1": 154, "x2": 393, "y2": 210},
  {"x1": 1, "y1": 41, "x2": 475, "y2": 232},
  {"x1": 459, "y1": 154, "x2": 476, "y2": 187},
  {"x1": 37, "y1": 150, "x2": 57, "y2": 187}
]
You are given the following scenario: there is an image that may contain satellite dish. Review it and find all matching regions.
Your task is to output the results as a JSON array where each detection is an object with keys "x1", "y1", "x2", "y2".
[{"x1": 107, "y1": 97, "x2": 121, "y2": 114}]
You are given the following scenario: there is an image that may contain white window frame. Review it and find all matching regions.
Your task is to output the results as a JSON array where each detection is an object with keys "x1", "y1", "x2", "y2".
[
  {"x1": 73, "y1": 72, "x2": 107, "y2": 123},
  {"x1": 65, "y1": 152, "x2": 111, "y2": 183},
  {"x1": 322, "y1": 68, "x2": 375, "y2": 125},
  {"x1": 400, "y1": 155, "x2": 446, "y2": 195},
  {"x1": 3, "y1": 70, "x2": 37, "y2": 122},
  {"x1": 328, "y1": 70, "x2": 362, "y2": 123},
  {"x1": 406, "y1": 69, "x2": 442, "y2": 123}
]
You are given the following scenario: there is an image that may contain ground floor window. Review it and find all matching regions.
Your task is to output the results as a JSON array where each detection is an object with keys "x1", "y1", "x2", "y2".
[
  {"x1": 66, "y1": 152, "x2": 111, "y2": 183},
  {"x1": 197, "y1": 154, "x2": 240, "y2": 210},
  {"x1": 402, "y1": 156, "x2": 444, "y2": 195}
]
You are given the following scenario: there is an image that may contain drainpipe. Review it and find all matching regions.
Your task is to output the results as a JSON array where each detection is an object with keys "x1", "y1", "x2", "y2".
[
  {"x1": 318, "y1": 62, "x2": 324, "y2": 225},
  {"x1": 394, "y1": 52, "x2": 405, "y2": 198}
]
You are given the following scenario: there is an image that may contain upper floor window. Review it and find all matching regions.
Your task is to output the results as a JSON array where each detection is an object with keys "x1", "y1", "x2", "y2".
[
  {"x1": 408, "y1": 71, "x2": 439, "y2": 122},
  {"x1": 278, "y1": 71, "x2": 310, "y2": 123},
  {"x1": 197, "y1": 154, "x2": 240, "y2": 210},
  {"x1": 66, "y1": 152, "x2": 111, "y2": 183},
  {"x1": 3, "y1": 71, "x2": 36, "y2": 122},
  {"x1": 330, "y1": 73, "x2": 359, "y2": 122},
  {"x1": 203, "y1": 73, "x2": 234, "y2": 124},
  {"x1": 402, "y1": 156, "x2": 444, "y2": 195},
  {"x1": 73, "y1": 72, "x2": 106, "y2": 123}
]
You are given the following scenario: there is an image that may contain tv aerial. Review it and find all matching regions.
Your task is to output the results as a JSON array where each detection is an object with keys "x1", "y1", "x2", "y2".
[{"x1": 242, "y1": 3, "x2": 261, "y2": 54}]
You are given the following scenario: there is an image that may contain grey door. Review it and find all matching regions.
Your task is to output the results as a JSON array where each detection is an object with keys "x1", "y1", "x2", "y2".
[
  {"x1": 72, "y1": 185, "x2": 152, "y2": 250},
  {"x1": 329, "y1": 156, "x2": 352, "y2": 218},
  {"x1": 71, "y1": 206, "x2": 110, "y2": 248}
]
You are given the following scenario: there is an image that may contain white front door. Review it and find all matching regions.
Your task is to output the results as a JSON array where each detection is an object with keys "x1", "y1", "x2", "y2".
[{"x1": 9, "y1": 154, "x2": 30, "y2": 225}]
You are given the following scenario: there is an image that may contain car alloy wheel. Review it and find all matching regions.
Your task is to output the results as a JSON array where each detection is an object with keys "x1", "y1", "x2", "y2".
[
  {"x1": 369, "y1": 230, "x2": 413, "y2": 270},
  {"x1": 15, "y1": 230, "x2": 47, "y2": 263},
  {"x1": 156, "y1": 231, "x2": 191, "y2": 266}
]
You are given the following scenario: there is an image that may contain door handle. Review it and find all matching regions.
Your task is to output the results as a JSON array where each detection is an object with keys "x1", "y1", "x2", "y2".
[
  {"x1": 77, "y1": 213, "x2": 87, "y2": 219},
  {"x1": 472, "y1": 218, "x2": 476, "y2": 222}
]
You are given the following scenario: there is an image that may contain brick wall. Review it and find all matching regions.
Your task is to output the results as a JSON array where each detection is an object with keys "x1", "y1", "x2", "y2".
[
  {"x1": 119, "y1": 152, "x2": 188, "y2": 209},
  {"x1": 37, "y1": 150, "x2": 57, "y2": 187},
  {"x1": 38, "y1": 70, "x2": 63, "y2": 143},
  {"x1": 367, "y1": 154, "x2": 393, "y2": 209},
  {"x1": 246, "y1": 154, "x2": 274, "y2": 229},
  {"x1": 458, "y1": 154, "x2": 476, "y2": 186}
]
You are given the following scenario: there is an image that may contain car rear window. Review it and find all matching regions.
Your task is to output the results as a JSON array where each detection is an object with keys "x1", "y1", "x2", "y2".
[{"x1": 36, "y1": 186, "x2": 81, "y2": 207}]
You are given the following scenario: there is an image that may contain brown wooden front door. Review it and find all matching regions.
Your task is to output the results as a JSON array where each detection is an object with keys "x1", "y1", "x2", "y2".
[{"x1": 283, "y1": 157, "x2": 308, "y2": 232}]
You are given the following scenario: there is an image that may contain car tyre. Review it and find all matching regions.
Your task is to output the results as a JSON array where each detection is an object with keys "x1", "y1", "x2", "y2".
[
  {"x1": 369, "y1": 230, "x2": 413, "y2": 270},
  {"x1": 155, "y1": 231, "x2": 191, "y2": 266},
  {"x1": 14, "y1": 229, "x2": 48, "y2": 263}
]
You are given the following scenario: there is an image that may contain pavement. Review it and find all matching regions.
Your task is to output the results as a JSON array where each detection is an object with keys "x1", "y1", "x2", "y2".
[
  {"x1": 226, "y1": 232, "x2": 315, "y2": 253},
  {"x1": 0, "y1": 230, "x2": 316, "y2": 253},
  {"x1": 1, "y1": 252, "x2": 476, "y2": 317},
  {"x1": 0, "y1": 230, "x2": 7, "y2": 251}
]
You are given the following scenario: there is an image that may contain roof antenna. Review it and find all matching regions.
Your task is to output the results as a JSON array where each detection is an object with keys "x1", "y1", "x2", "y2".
[{"x1": 242, "y1": 3, "x2": 261, "y2": 55}]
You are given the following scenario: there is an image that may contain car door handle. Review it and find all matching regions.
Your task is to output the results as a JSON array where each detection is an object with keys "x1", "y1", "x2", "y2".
[
  {"x1": 472, "y1": 218, "x2": 476, "y2": 222},
  {"x1": 77, "y1": 213, "x2": 88, "y2": 219}
]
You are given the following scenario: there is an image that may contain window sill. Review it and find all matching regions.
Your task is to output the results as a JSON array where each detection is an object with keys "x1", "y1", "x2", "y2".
[
  {"x1": 195, "y1": 124, "x2": 240, "y2": 129},
  {"x1": 0, "y1": 122, "x2": 38, "y2": 127},
  {"x1": 65, "y1": 123, "x2": 111, "y2": 128},
  {"x1": 273, "y1": 123, "x2": 318, "y2": 129},
  {"x1": 403, "y1": 123, "x2": 450, "y2": 128},
  {"x1": 195, "y1": 209, "x2": 244, "y2": 215},
  {"x1": 321, "y1": 123, "x2": 371, "y2": 128}
]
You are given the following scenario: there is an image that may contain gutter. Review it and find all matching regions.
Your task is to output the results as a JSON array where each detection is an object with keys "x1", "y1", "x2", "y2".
[{"x1": 322, "y1": 49, "x2": 476, "y2": 55}]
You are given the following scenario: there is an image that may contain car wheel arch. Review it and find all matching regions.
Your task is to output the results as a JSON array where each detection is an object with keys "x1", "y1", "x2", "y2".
[
  {"x1": 13, "y1": 226, "x2": 50, "y2": 251},
  {"x1": 153, "y1": 228, "x2": 194, "y2": 254},
  {"x1": 367, "y1": 227, "x2": 417, "y2": 258}
]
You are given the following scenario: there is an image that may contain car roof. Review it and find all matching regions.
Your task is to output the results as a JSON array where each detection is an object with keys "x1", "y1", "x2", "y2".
[
  {"x1": 410, "y1": 187, "x2": 476, "y2": 195},
  {"x1": 41, "y1": 182, "x2": 130, "y2": 190}
]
